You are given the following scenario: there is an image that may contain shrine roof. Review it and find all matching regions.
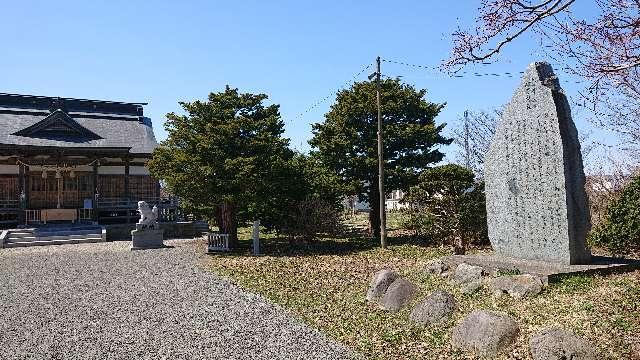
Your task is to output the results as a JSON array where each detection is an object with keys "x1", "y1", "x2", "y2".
[{"x1": 0, "y1": 93, "x2": 157, "y2": 155}]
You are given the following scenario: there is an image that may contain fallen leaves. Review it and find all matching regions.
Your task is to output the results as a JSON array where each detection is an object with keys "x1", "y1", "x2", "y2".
[{"x1": 206, "y1": 231, "x2": 639, "y2": 360}]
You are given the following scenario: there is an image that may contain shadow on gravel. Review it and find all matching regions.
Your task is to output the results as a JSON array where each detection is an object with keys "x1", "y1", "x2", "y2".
[{"x1": 207, "y1": 233, "x2": 432, "y2": 258}]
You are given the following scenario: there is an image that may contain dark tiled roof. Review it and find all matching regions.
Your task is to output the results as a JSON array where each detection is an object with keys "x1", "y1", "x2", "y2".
[
  {"x1": 0, "y1": 93, "x2": 146, "y2": 116},
  {"x1": 0, "y1": 94, "x2": 158, "y2": 154}
]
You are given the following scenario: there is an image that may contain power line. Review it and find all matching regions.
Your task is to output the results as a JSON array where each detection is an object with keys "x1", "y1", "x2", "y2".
[
  {"x1": 381, "y1": 58, "x2": 526, "y2": 78},
  {"x1": 294, "y1": 57, "x2": 587, "y2": 125},
  {"x1": 383, "y1": 57, "x2": 588, "y2": 85},
  {"x1": 295, "y1": 62, "x2": 372, "y2": 122}
]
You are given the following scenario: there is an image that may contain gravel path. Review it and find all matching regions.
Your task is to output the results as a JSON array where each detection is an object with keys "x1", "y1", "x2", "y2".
[{"x1": 0, "y1": 240, "x2": 355, "y2": 360}]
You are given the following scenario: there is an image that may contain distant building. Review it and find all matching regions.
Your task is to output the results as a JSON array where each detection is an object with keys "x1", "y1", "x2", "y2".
[
  {"x1": 342, "y1": 189, "x2": 408, "y2": 213},
  {"x1": 0, "y1": 93, "x2": 161, "y2": 226},
  {"x1": 385, "y1": 189, "x2": 408, "y2": 211}
]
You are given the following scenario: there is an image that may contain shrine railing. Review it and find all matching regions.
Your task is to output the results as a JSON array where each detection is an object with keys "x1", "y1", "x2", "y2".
[
  {"x1": 77, "y1": 208, "x2": 93, "y2": 221},
  {"x1": 207, "y1": 233, "x2": 230, "y2": 252},
  {"x1": 25, "y1": 209, "x2": 41, "y2": 225},
  {"x1": 97, "y1": 197, "x2": 180, "y2": 209},
  {"x1": 96, "y1": 197, "x2": 182, "y2": 223},
  {"x1": 0, "y1": 199, "x2": 20, "y2": 209}
]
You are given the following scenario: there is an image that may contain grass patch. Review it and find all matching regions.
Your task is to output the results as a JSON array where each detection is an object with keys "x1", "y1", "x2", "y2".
[
  {"x1": 496, "y1": 268, "x2": 521, "y2": 276},
  {"x1": 550, "y1": 274, "x2": 596, "y2": 293},
  {"x1": 204, "y1": 224, "x2": 640, "y2": 359}
]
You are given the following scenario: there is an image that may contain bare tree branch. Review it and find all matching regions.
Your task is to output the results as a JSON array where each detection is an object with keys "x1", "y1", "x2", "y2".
[{"x1": 444, "y1": 0, "x2": 640, "y2": 157}]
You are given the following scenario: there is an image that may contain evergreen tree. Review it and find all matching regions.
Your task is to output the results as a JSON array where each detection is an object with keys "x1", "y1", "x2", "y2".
[
  {"x1": 148, "y1": 86, "x2": 292, "y2": 248},
  {"x1": 309, "y1": 79, "x2": 452, "y2": 238}
]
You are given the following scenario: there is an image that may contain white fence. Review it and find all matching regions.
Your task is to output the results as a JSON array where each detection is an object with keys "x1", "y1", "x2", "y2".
[
  {"x1": 78, "y1": 208, "x2": 93, "y2": 221},
  {"x1": 207, "y1": 233, "x2": 230, "y2": 252},
  {"x1": 25, "y1": 209, "x2": 41, "y2": 225}
]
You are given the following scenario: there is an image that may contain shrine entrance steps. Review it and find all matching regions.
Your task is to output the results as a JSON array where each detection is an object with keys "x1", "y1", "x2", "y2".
[{"x1": 1, "y1": 224, "x2": 106, "y2": 248}]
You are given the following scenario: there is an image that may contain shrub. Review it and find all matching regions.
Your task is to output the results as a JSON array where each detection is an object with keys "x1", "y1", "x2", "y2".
[
  {"x1": 585, "y1": 174, "x2": 627, "y2": 228},
  {"x1": 260, "y1": 154, "x2": 344, "y2": 239},
  {"x1": 261, "y1": 154, "x2": 346, "y2": 242},
  {"x1": 278, "y1": 199, "x2": 344, "y2": 242},
  {"x1": 588, "y1": 175, "x2": 640, "y2": 254},
  {"x1": 403, "y1": 164, "x2": 488, "y2": 253}
]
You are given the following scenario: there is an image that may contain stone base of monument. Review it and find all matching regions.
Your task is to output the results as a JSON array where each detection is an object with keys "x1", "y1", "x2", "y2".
[
  {"x1": 130, "y1": 229, "x2": 165, "y2": 250},
  {"x1": 443, "y1": 254, "x2": 640, "y2": 284}
]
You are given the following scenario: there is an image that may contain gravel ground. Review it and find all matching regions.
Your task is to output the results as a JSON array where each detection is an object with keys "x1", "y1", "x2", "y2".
[{"x1": 0, "y1": 239, "x2": 355, "y2": 360}]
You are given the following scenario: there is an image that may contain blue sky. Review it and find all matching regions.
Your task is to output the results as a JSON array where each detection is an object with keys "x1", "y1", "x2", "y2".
[{"x1": 0, "y1": 0, "x2": 612, "y2": 163}]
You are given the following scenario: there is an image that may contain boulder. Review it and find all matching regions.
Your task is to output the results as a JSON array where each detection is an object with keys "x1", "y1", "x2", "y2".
[
  {"x1": 379, "y1": 278, "x2": 417, "y2": 311},
  {"x1": 366, "y1": 269, "x2": 399, "y2": 302},
  {"x1": 488, "y1": 274, "x2": 543, "y2": 299},
  {"x1": 529, "y1": 328, "x2": 597, "y2": 360},
  {"x1": 451, "y1": 310, "x2": 520, "y2": 358},
  {"x1": 454, "y1": 263, "x2": 484, "y2": 284},
  {"x1": 409, "y1": 290, "x2": 456, "y2": 326},
  {"x1": 425, "y1": 260, "x2": 447, "y2": 275},
  {"x1": 461, "y1": 279, "x2": 483, "y2": 295}
]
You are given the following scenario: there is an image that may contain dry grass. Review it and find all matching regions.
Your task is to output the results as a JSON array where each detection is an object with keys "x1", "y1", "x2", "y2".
[{"x1": 205, "y1": 216, "x2": 640, "y2": 359}]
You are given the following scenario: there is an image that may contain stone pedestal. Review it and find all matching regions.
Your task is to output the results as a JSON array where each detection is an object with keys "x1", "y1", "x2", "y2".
[{"x1": 131, "y1": 228, "x2": 165, "y2": 250}]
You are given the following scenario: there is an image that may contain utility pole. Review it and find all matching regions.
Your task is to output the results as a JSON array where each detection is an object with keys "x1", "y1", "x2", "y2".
[
  {"x1": 375, "y1": 56, "x2": 387, "y2": 248},
  {"x1": 463, "y1": 110, "x2": 470, "y2": 169}
]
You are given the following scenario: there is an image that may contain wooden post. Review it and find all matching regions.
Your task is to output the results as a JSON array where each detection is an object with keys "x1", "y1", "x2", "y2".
[
  {"x1": 56, "y1": 174, "x2": 61, "y2": 209},
  {"x1": 124, "y1": 158, "x2": 130, "y2": 224},
  {"x1": 23, "y1": 164, "x2": 29, "y2": 211},
  {"x1": 252, "y1": 220, "x2": 260, "y2": 256},
  {"x1": 55, "y1": 151, "x2": 61, "y2": 209},
  {"x1": 153, "y1": 172, "x2": 161, "y2": 199},
  {"x1": 92, "y1": 161, "x2": 98, "y2": 222},
  {"x1": 18, "y1": 162, "x2": 25, "y2": 224},
  {"x1": 375, "y1": 56, "x2": 387, "y2": 248}
]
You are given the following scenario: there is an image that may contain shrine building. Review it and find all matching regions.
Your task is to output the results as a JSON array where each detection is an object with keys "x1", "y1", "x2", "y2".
[{"x1": 0, "y1": 93, "x2": 161, "y2": 227}]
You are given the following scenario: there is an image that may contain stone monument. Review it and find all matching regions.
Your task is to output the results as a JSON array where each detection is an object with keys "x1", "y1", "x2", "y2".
[
  {"x1": 485, "y1": 62, "x2": 591, "y2": 265},
  {"x1": 130, "y1": 201, "x2": 165, "y2": 250}
]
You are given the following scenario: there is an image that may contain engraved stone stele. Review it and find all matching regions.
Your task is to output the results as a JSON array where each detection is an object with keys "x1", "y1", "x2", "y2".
[
  {"x1": 485, "y1": 62, "x2": 591, "y2": 265},
  {"x1": 131, "y1": 201, "x2": 165, "y2": 250}
]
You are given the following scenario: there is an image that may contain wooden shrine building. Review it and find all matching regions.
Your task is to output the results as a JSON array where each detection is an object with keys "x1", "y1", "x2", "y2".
[{"x1": 0, "y1": 93, "x2": 163, "y2": 227}]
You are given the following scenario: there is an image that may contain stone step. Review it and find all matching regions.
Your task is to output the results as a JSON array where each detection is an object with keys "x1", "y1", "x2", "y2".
[
  {"x1": 36, "y1": 229, "x2": 101, "y2": 237},
  {"x1": 7, "y1": 232, "x2": 101, "y2": 240},
  {"x1": 4, "y1": 237, "x2": 104, "y2": 248},
  {"x1": 6, "y1": 235, "x2": 103, "y2": 243},
  {"x1": 33, "y1": 234, "x2": 102, "y2": 242},
  {"x1": 7, "y1": 236, "x2": 37, "y2": 242},
  {"x1": 2, "y1": 226, "x2": 105, "y2": 248},
  {"x1": 7, "y1": 233, "x2": 35, "y2": 238}
]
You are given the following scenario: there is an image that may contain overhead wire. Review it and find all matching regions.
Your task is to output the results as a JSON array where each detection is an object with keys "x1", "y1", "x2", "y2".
[
  {"x1": 294, "y1": 62, "x2": 372, "y2": 123},
  {"x1": 381, "y1": 58, "x2": 526, "y2": 78},
  {"x1": 295, "y1": 57, "x2": 589, "y2": 124}
]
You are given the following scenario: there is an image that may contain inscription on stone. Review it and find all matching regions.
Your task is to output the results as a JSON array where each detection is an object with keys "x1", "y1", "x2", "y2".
[{"x1": 484, "y1": 62, "x2": 591, "y2": 265}]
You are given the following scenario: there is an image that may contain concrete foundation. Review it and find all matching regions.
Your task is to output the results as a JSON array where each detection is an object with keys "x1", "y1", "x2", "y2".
[{"x1": 443, "y1": 254, "x2": 640, "y2": 284}]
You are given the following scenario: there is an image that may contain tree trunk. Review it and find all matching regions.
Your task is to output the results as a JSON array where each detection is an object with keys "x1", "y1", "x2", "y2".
[
  {"x1": 369, "y1": 190, "x2": 381, "y2": 239},
  {"x1": 217, "y1": 202, "x2": 238, "y2": 249}
]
